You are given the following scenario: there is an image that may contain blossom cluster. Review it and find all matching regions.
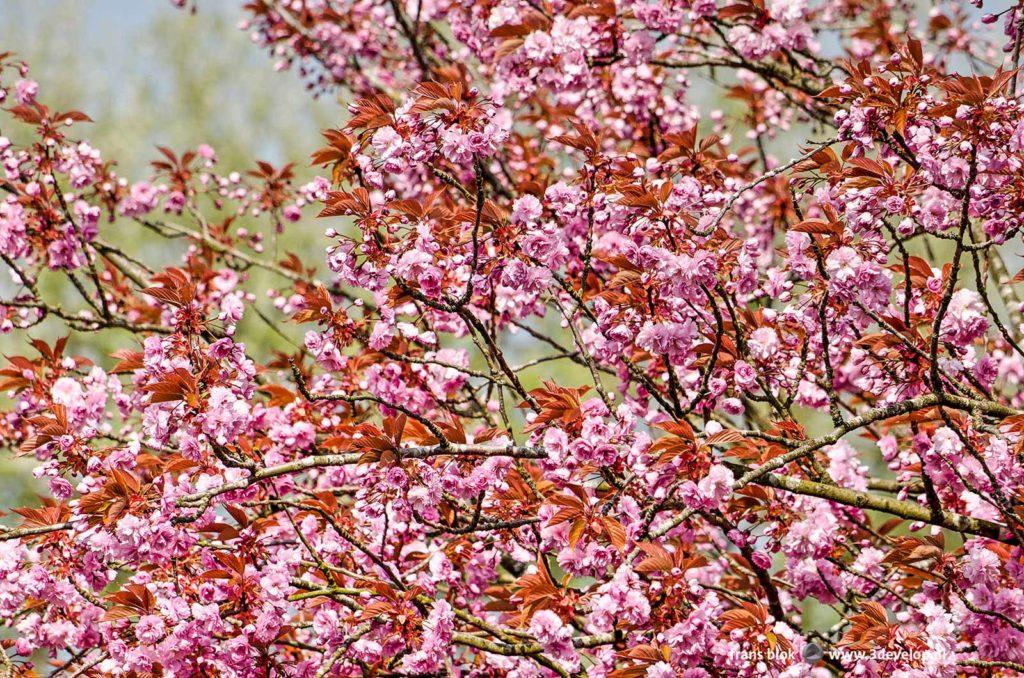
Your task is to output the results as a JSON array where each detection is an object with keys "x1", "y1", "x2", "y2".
[{"x1": 3, "y1": 1, "x2": 1024, "y2": 676}]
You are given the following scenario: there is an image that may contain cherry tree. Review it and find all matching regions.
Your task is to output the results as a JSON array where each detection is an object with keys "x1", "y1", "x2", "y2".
[{"x1": 3, "y1": 0, "x2": 1024, "y2": 675}]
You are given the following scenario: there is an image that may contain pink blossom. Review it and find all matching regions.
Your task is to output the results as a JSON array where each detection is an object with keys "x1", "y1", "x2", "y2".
[{"x1": 14, "y1": 78, "x2": 37, "y2": 104}]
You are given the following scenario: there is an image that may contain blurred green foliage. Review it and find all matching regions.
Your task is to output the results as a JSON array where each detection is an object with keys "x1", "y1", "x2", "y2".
[
  {"x1": 2, "y1": 0, "x2": 338, "y2": 172},
  {"x1": 0, "y1": 0, "x2": 352, "y2": 352}
]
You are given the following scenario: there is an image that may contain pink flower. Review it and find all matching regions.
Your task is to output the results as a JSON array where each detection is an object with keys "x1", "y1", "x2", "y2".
[
  {"x1": 197, "y1": 143, "x2": 216, "y2": 161},
  {"x1": 135, "y1": 615, "x2": 166, "y2": 643},
  {"x1": 681, "y1": 464, "x2": 734, "y2": 510},
  {"x1": 510, "y1": 194, "x2": 543, "y2": 225},
  {"x1": 402, "y1": 600, "x2": 454, "y2": 672},
  {"x1": 747, "y1": 327, "x2": 780, "y2": 362},
  {"x1": 941, "y1": 289, "x2": 988, "y2": 346},
  {"x1": 14, "y1": 79, "x2": 38, "y2": 105},
  {"x1": 529, "y1": 610, "x2": 580, "y2": 672}
]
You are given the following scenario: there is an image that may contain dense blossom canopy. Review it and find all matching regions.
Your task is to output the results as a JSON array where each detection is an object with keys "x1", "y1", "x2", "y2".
[{"x1": 3, "y1": 0, "x2": 1024, "y2": 675}]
